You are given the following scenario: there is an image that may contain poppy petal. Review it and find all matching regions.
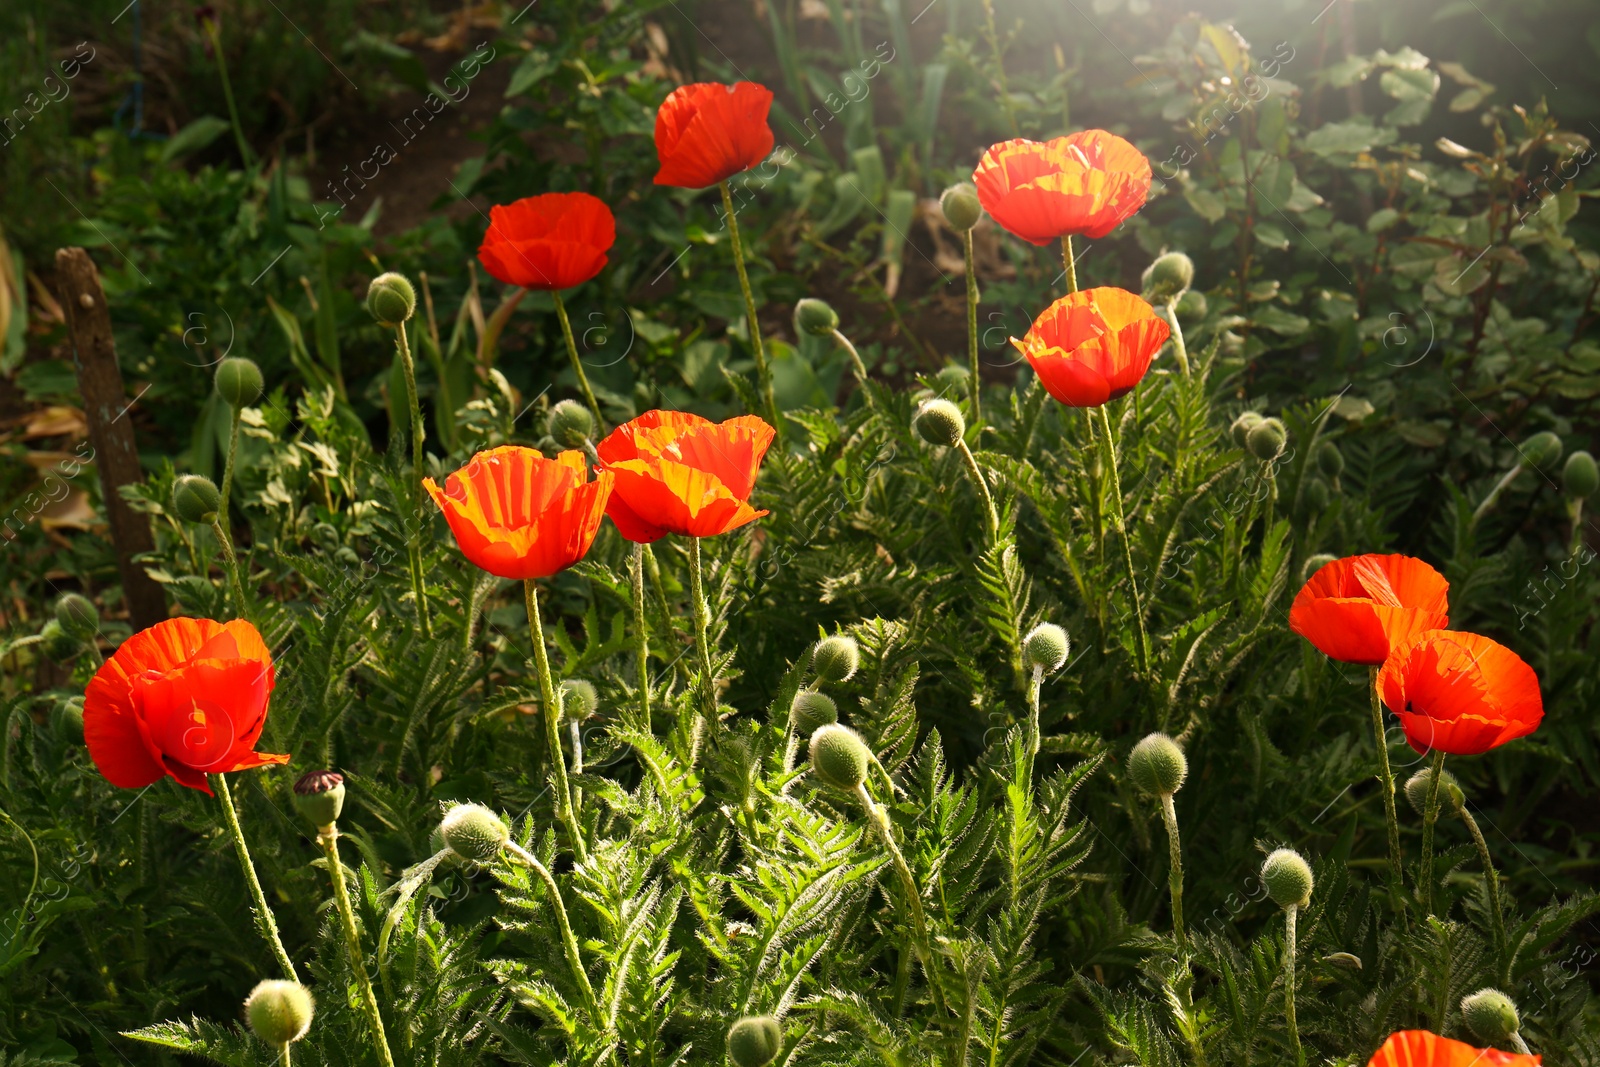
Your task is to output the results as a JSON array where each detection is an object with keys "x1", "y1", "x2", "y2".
[{"x1": 1368, "y1": 1030, "x2": 1539, "y2": 1067}]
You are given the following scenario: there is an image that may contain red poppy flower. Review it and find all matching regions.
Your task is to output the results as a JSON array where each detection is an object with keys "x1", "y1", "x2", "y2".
[
  {"x1": 596, "y1": 410, "x2": 776, "y2": 542},
  {"x1": 973, "y1": 130, "x2": 1153, "y2": 245},
  {"x1": 653, "y1": 82, "x2": 775, "y2": 189},
  {"x1": 1368, "y1": 1030, "x2": 1539, "y2": 1067},
  {"x1": 477, "y1": 192, "x2": 616, "y2": 292},
  {"x1": 425, "y1": 447, "x2": 613, "y2": 580},
  {"x1": 1290, "y1": 554, "x2": 1450, "y2": 666},
  {"x1": 1010, "y1": 287, "x2": 1170, "y2": 407},
  {"x1": 1378, "y1": 630, "x2": 1543, "y2": 756},
  {"x1": 84, "y1": 617, "x2": 286, "y2": 794}
]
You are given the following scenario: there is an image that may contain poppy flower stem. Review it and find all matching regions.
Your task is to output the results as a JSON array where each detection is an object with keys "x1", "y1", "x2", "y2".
[
  {"x1": 719, "y1": 180, "x2": 781, "y2": 430},
  {"x1": 522, "y1": 580, "x2": 587, "y2": 863},
  {"x1": 219, "y1": 407, "x2": 241, "y2": 526},
  {"x1": 1470, "y1": 463, "x2": 1524, "y2": 531},
  {"x1": 1367, "y1": 666, "x2": 1405, "y2": 896},
  {"x1": 978, "y1": 0, "x2": 1019, "y2": 137},
  {"x1": 393, "y1": 323, "x2": 433, "y2": 640},
  {"x1": 1096, "y1": 406, "x2": 1150, "y2": 674},
  {"x1": 854, "y1": 782, "x2": 950, "y2": 1027},
  {"x1": 477, "y1": 286, "x2": 528, "y2": 367},
  {"x1": 963, "y1": 230, "x2": 981, "y2": 420},
  {"x1": 1420, "y1": 749, "x2": 1447, "y2": 915},
  {"x1": 954, "y1": 438, "x2": 1000, "y2": 540},
  {"x1": 1159, "y1": 793, "x2": 1187, "y2": 948},
  {"x1": 317, "y1": 826, "x2": 397, "y2": 1067},
  {"x1": 632, "y1": 543, "x2": 651, "y2": 726},
  {"x1": 210, "y1": 773, "x2": 299, "y2": 983},
  {"x1": 1061, "y1": 236, "x2": 1079, "y2": 295},
  {"x1": 503, "y1": 840, "x2": 602, "y2": 1022},
  {"x1": 1025, "y1": 664, "x2": 1044, "y2": 776},
  {"x1": 687, "y1": 537, "x2": 719, "y2": 758},
  {"x1": 209, "y1": 520, "x2": 250, "y2": 621},
  {"x1": 1283, "y1": 902, "x2": 1301, "y2": 1065},
  {"x1": 829, "y1": 327, "x2": 873, "y2": 401},
  {"x1": 278, "y1": 1042, "x2": 291, "y2": 1067},
  {"x1": 1451, "y1": 796, "x2": 1508, "y2": 982},
  {"x1": 1163, "y1": 302, "x2": 1192, "y2": 380},
  {"x1": 551, "y1": 290, "x2": 604, "y2": 433}
]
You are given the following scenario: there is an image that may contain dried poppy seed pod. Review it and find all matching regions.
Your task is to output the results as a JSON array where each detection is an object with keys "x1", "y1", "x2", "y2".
[
  {"x1": 215, "y1": 357, "x2": 264, "y2": 409},
  {"x1": 1230, "y1": 411, "x2": 1263, "y2": 448},
  {"x1": 547, "y1": 399, "x2": 595, "y2": 448},
  {"x1": 1563, "y1": 450, "x2": 1598, "y2": 500},
  {"x1": 1247, "y1": 418, "x2": 1287, "y2": 462},
  {"x1": 726, "y1": 1014, "x2": 783, "y2": 1067},
  {"x1": 1261, "y1": 848, "x2": 1313, "y2": 909},
  {"x1": 809, "y1": 723, "x2": 871, "y2": 791},
  {"x1": 1403, "y1": 766, "x2": 1463, "y2": 815},
  {"x1": 292, "y1": 770, "x2": 346, "y2": 829},
  {"x1": 172, "y1": 474, "x2": 222, "y2": 524},
  {"x1": 794, "y1": 298, "x2": 840, "y2": 337},
  {"x1": 244, "y1": 979, "x2": 314, "y2": 1045},
  {"x1": 1519, "y1": 431, "x2": 1563, "y2": 473},
  {"x1": 366, "y1": 271, "x2": 416, "y2": 326},
  {"x1": 1301, "y1": 553, "x2": 1337, "y2": 584},
  {"x1": 439, "y1": 803, "x2": 509, "y2": 862},
  {"x1": 789, "y1": 690, "x2": 838, "y2": 736},
  {"x1": 1141, "y1": 251, "x2": 1194, "y2": 304},
  {"x1": 916, "y1": 398, "x2": 966, "y2": 447},
  {"x1": 1128, "y1": 732, "x2": 1187, "y2": 796},
  {"x1": 1021, "y1": 623, "x2": 1070, "y2": 673},
  {"x1": 812, "y1": 636, "x2": 859, "y2": 684},
  {"x1": 1461, "y1": 988, "x2": 1521, "y2": 1046},
  {"x1": 940, "y1": 182, "x2": 983, "y2": 232},
  {"x1": 55, "y1": 593, "x2": 99, "y2": 643}
]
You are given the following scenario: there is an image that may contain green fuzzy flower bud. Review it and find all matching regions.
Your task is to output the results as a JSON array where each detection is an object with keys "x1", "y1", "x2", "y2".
[
  {"x1": 55, "y1": 698, "x2": 85, "y2": 744},
  {"x1": 244, "y1": 979, "x2": 314, "y2": 1045},
  {"x1": 1519, "y1": 431, "x2": 1563, "y2": 473},
  {"x1": 726, "y1": 1014, "x2": 783, "y2": 1067},
  {"x1": 54, "y1": 593, "x2": 99, "y2": 643},
  {"x1": 940, "y1": 182, "x2": 983, "y2": 232},
  {"x1": 1563, "y1": 450, "x2": 1598, "y2": 500},
  {"x1": 562, "y1": 679, "x2": 599, "y2": 721},
  {"x1": 547, "y1": 399, "x2": 595, "y2": 448},
  {"x1": 1300, "y1": 478, "x2": 1330, "y2": 516},
  {"x1": 1022, "y1": 623, "x2": 1070, "y2": 673},
  {"x1": 789, "y1": 690, "x2": 838, "y2": 736},
  {"x1": 366, "y1": 271, "x2": 416, "y2": 326},
  {"x1": 936, "y1": 364, "x2": 971, "y2": 391},
  {"x1": 1301, "y1": 553, "x2": 1337, "y2": 584},
  {"x1": 794, "y1": 298, "x2": 840, "y2": 337},
  {"x1": 1247, "y1": 417, "x2": 1287, "y2": 463},
  {"x1": 39, "y1": 619, "x2": 79, "y2": 663},
  {"x1": 214, "y1": 357, "x2": 264, "y2": 409},
  {"x1": 1261, "y1": 848, "x2": 1314, "y2": 909},
  {"x1": 1141, "y1": 251, "x2": 1194, "y2": 304},
  {"x1": 1128, "y1": 732, "x2": 1187, "y2": 796},
  {"x1": 1317, "y1": 441, "x2": 1344, "y2": 479},
  {"x1": 812, "y1": 636, "x2": 860, "y2": 684},
  {"x1": 1403, "y1": 766, "x2": 1463, "y2": 816},
  {"x1": 1461, "y1": 988, "x2": 1521, "y2": 1045},
  {"x1": 172, "y1": 474, "x2": 222, "y2": 524},
  {"x1": 809, "y1": 723, "x2": 871, "y2": 791},
  {"x1": 1230, "y1": 411, "x2": 1263, "y2": 448},
  {"x1": 916, "y1": 398, "x2": 966, "y2": 447},
  {"x1": 1175, "y1": 288, "x2": 1208, "y2": 324},
  {"x1": 292, "y1": 770, "x2": 346, "y2": 829},
  {"x1": 439, "y1": 803, "x2": 509, "y2": 862}
]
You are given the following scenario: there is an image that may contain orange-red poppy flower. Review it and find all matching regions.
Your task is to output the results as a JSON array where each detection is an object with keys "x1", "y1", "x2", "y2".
[
  {"x1": 477, "y1": 192, "x2": 615, "y2": 292},
  {"x1": 596, "y1": 410, "x2": 775, "y2": 542},
  {"x1": 1010, "y1": 287, "x2": 1170, "y2": 407},
  {"x1": 1378, "y1": 630, "x2": 1544, "y2": 755},
  {"x1": 974, "y1": 130, "x2": 1153, "y2": 245},
  {"x1": 653, "y1": 81, "x2": 775, "y2": 189},
  {"x1": 1368, "y1": 1030, "x2": 1539, "y2": 1067},
  {"x1": 84, "y1": 617, "x2": 286, "y2": 794},
  {"x1": 425, "y1": 447, "x2": 613, "y2": 580},
  {"x1": 1290, "y1": 554, "x2": 1450, "y2": 666}
]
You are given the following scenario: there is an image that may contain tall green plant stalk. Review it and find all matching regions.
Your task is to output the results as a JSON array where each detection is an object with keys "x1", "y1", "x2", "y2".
[
  {"x1": 200, "y1": 15, "x2": 255, "y2": 169},
  {"x1": 964, "y1": 230, "x2": 981, "y2": 419},
  {"x1": 719, "y1": 180, "x2": 781, "y2": 429},
  {"x1": 219, "y1": 409, "x2": 241, "y2": 525},
  {"x1": 1024, "y1": 664, "x2": 1044, "y2": 778},
  {"x1": 1283, "y1": 903, "x2": 1301, "y2": 1065},
  {"x1": 394, "y1": 323, "x2": 433, "y2": 639},
  {"x1": 978, "y1": 0, "x2": 1019, "y2": 136},
  {"x1": 210, "y1": 774, "x2": 298, "y2": 982},
  {"x1": 1368, "y1": 667, "x2": 1404, "y2": 896},
  {"x1": 209, "y1": 520, "x2": 250, "y2": 621},
  {"x1": 1062, "y1": 236, "x2": 1079, "y2": 294},
  {"x1": 1420, "y1": 749, "x2": 1447, "y2": 915},
  {"x1": 1159, "y1": 794, "x2": 1186, "y2": 948},
  {"x1": 523, "y1": 580, "x2": 587, "y2": 862},
  {"x1": 1163, "y1": 303, "x2": 1192, "y2": 379},
  {"x1": 854, "y1": 783, "x2": 949, "y2": 1026},
  {"x1": 1096, "y1": 406, "x2": 1150, "y2": 674},
  {"x1": 631, "y1": 543, "x2": 650, "y2": 725},
  {"x1": 317, "y1": 825, "x2": 396, "y2": 1067},
  {"x1": 687, "y1": 538, "x2": 719, "y2": 760},
  {"x1": 954, "y1": 435, "x2": 999, "y2": 540},
  {"x1": 830, "y1": 326, "x2": 872, "y2": 396},
  {"x1": 504, "y1": 840, "x2": 602, "y2": 1020},
  {"x1": 1452, "y1": 796, "x2": 1508, "y2": 981},
  {"x1": 551, "y1": 290, "x2": 604, "y2": 432}
]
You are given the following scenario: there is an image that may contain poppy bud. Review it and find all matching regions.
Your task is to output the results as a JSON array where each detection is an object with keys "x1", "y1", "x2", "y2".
[
  {"x1": 562, "y1": 679, "x2": 599, "y2": 721},
  {"x1": 1230, "y1": 411, "x2": 1263, "y2": 448},
  {"x1": 812, "y1": 636, "x2": 860, "y2": 684},
  {"x1": 1563, "y1": 450, "x2": 1598, "y2": 500},
  {"x1": 215, "y1": 357, "x2": 264, "y2": 409},
  {"x1": 1175, "y1": 289, "x2": 1208, "y2": 324},
  {"x1": 1317, "y1": 441, "x2": 1344, "y2": 479},
  {"x1": 794, "y1": 298, "x2": 840, "y2": 337},
  {"x1": 1141, "y1": 251, "x2": 1194, "y2": 304},
  {"x1": 244, "y1": 979, "x2": 314, "y2": 1045},
  {"x1": 547, "y1": 399, "x2": 595, "y2": 448},
  {"x1": 1461, "y1": 988, "x2": 1521, "y2": 1045},
  {"x1": 1128, "y1": 732, "x2": 1187, "y2": 796},
  {"x1": 809, "y1": 723, "x2": 871, "y2": 791},
  {"x1": 439, "y1": 803, "x2": 509, "y2": 862},
  {"x1": 366, "y1": 271, "x2": 416, "y2": 326},
  {"x1": 726, "y1": 1014, "x2": 783, "y2": 1067},
  {"x1": 1021, "y1": 623, "x2": 1070, "y2": 673},
  {"x1": 915, "y1": 398, "x2": 966, "y2": 447},
  {"x1": 172, "y1": 474, "x2": 222, "y2": 524},
  {"x1": 1519, "y1": 431, "x2": 1563, "y2": 473},
  {"x1": 1247, "y1": 417, "x2": 1287, "y2": 462},
  {"x1": 789, "y1": 690, "x2": 838, "y2": 736},
  {"x1": 1299, "y1": 479, "x2": 1330, "y2": 516},
  {"x1": 55, "y1": 593, "x2": 99, "y2": 643},
  {"x1": 55, "y1": 697, "x2": 85, "y2": 743},
  {"x1": 1261, "y1": 848, "x2": 1313, "y2": 909},
  {"x1": 940, "y1": 182, "x2": 983, "y2": 232},
  {"x1": 1301, "y1": 553, "x2": 1337, "y2": 584},
  {"x1": 1403, "y1": 766, "x2": 1463, "y2": 815},
  {"x1": 39, "y1": 619, "x2": 80, "y2": 663},
  {"x1": 292, "y1": 770, "x2": 345, "y2": 828},
  {"x1": 936, "y1": 364, "x2": 971, "y2": 391}
]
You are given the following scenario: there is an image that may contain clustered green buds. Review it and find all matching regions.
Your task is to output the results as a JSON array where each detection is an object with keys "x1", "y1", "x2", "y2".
[
  {"x1": 1519, "y1": 431, "x2": 1563, "y2": 473},
  {"x1": 1247, "y1": 417, "x2": 1288, "y2": 463},
  {"x1": 789, "y1": 690, "x2": 838, "y2": 736},
  {"x1": 292, "y1": 770, "x2": 346, "y2": 829},
  {"x1": 244, "y1": 979, "x2": 314, "y2": 1045},
  {"x1": 1021, "y1": 622, "x2": 1070, "y2": 673},
  {"x1": 812, "y1": 635, "x2": 860, "y2": 684},
  {"x1": 939, "y1": 182, "x2": 983, "y2": 232},
  {"x1": 1301, "y1": 553, "x2": 1337, "y2": 584},
  {"x1": 214, "y1": 357, "x2": 264, "y2": 409},
  {"x1": 1141, "y1": 251, "x2": 1194, "y2": 305},
  {"x1": 1230, "y1": 411, "x2": 1263, "y2": 448},
  {"x1": 1404, "y1": 766, "x2": 1463, "y2": 815},
  {"x1": 366, "y1": 271, "x2": 417, "y2": 327},
  {"x1": 562, "y1": 679, "x2": 599, "y2": 721},
  {"x1": 809, "y1": 723, "x2": 871, "y2": 791},
  {"x1": 1261, "y1": 848, "x2": 1314, "y2": 909},
  {"x1": 439, "y1": 803, "x2": 509, "y2": 862},
  {"x1": 548, "y1": 399, "x2": 595, "y2": 448},
  {"x1": 726, "y1": 1014, "x2": 783, "y2": 1067},
  {"x1": 1461, "y1": 987, "x2": 1522, "y2": 1046},
  {"x1": 54, "y1": 593, "x2": 98, "y2": 643},
  {"x1": 915, "y1": 398, "x2": 966, "y2": 447},
  {"x1": 794, "y1": 297, "x2": 840, "y2": 337},
  {"x1": 172, "y1": 474, "x2": 222, "y2": 524},
  {"x1": 1128, "y1": 732, "x2": 1187, "y2": 797},
  {"x1": 1564, "y1": 450, "x2": 1597, "y2": 500}
]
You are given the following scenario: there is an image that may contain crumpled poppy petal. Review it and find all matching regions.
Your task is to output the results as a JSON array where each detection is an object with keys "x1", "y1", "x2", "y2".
[
  {"x1": 1290, "y1": 554, "x2": 1450, "y2": 665},
  {"x1": 654, "y1": 82, "x2": 775, "y2": 189},
  {"x1": 477, "y1": 192, "x2": 615, "y2": 291}
]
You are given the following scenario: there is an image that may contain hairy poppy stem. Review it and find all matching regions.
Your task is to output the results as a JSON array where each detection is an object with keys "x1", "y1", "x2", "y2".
[
  {"x1": 1062, "y1": 235, "x2": 1079, "y2": 295},
  {"x1": 1283, "y1": 902, "x2": 1301, "y2": 1065},
  {"x1": 210, "y1": 774, "x2": 299, "y2": 983},
  {"x1": 1025, "y1": 664, "x2": 1044, "y2": 777},
  {"x1": 954, "y1": 438, "x2": 1000, "y2": 540},
  {"x1": 1163, "y1": 302, "x2": 1192, "y2": 380},
  {"x1": 631, "y1": 543, "x2": 651, "y2": 726},
  {"x1": 551, "y1": 290, "x2": 604, "y2": 433},
  {"x1": 1420, "y1": 749, "x2": 1447, "y2": 915},
  {"x1": 719, "y1": 180, "x2": 781, "y2": 430},
  {"x1": 828, "y1": 327, "x2": 873, "y2": 400},
  {"x1": 1367, "y1": 666, "x2": 1405, "y2": 896},
  {"x1": 209, "y1": 520, "x2": 250, "y2": 621},
  {"x1": 393, "y1": 323, "x2": 433, "y2": 640},
  {"x1": 1159, "y1": 793, "x2": 1187, "y2": 948},
  {"x1": 504, "y1": 840, "x2": 602, "y2": 1021},
  {"x1": 219, "y1": 407, "x2": 241, "y2": 526},
  {"x1": 523, "y1": 580, "x2": 587, "y2": 863},
  {"x1": 279, "y1": 1042, "x2": 291, "y2": 1067},
  {"x1": 1452, "y1": 796, "x2": 1508, "y2": 982},
  {"x1": 317, "y1": 825, "x2": 397, "y2": 1067},
  {"x1": 1470, "y1": 464, "x2": 1524, "y2": 531},
  {"x1": 687, "y1": 538, "x2": 719, "y2": 759},
  {"x1": 1096, "y1": 406, "x2": 1150, "y2": 674},
  {"x1": 854, "y1": 782, "x2": 950, "y2": 1027},
  {"x1": 963, "y1": 229, "x2": 981, "y2": 420}
]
